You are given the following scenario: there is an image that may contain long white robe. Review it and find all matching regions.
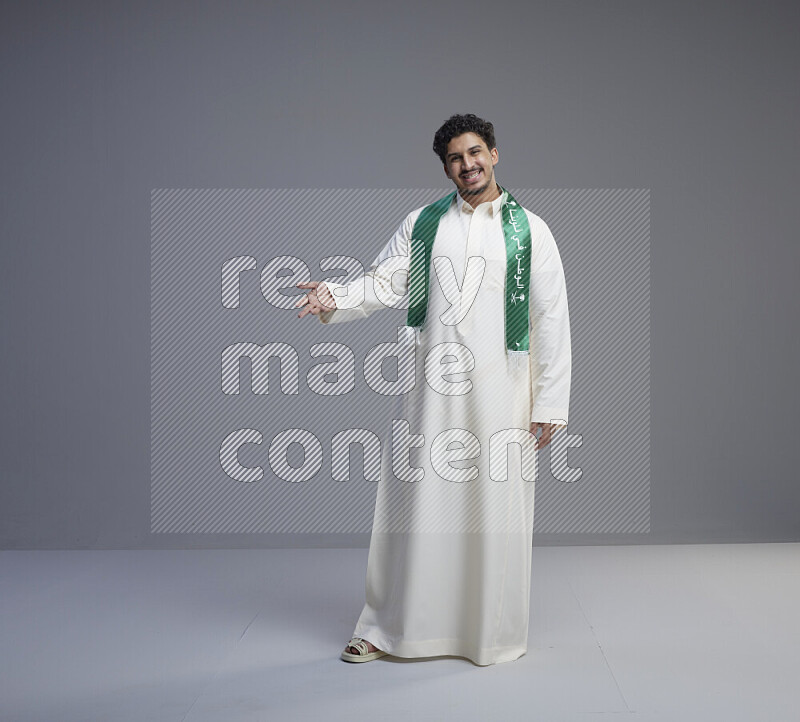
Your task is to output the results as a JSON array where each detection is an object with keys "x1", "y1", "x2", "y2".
[{"x1": 319, "y1": 189, "x2": 571, "y2": 665}]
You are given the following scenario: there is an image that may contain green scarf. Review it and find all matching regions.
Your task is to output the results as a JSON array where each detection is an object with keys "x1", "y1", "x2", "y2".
[{"x1": 407, "y1": 186, "x2": 532, "y2": 356}]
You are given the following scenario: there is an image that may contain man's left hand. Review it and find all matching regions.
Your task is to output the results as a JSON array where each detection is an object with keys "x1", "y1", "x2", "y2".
[{"x1": 530, "y1": 422, "x2": 562, "y2": 450}]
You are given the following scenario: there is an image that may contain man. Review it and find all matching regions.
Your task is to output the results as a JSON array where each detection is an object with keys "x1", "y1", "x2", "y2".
[{"x1": 295, "y1": 114, "x2": 571, "y2": 666}]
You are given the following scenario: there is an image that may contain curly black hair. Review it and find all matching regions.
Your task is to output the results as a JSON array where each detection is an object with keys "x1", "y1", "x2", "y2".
[{"x1": 432, "y1": 114, "x2": 496, "y2": 164}]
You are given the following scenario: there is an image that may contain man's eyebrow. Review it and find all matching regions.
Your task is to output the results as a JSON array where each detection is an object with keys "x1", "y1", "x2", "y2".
[{"x1": 447, "y1": 145, "x2": 482, "y2": 160}]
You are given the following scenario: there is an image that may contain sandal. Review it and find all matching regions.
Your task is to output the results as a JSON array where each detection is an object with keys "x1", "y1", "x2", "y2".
[{"x1": 340, "y1": 636, "x2": 388, "y2": 663}]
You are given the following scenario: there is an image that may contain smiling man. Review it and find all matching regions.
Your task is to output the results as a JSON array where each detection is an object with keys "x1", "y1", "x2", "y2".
[
  {"x1": 443, "y1": 127, "x2": 500, "y2": 202},
  {"x1": 295, "y1": 113, "x2": 572, "y2": 666}
]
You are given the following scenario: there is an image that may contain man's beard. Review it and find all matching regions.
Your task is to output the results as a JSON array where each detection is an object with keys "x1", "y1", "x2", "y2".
[{"x1": 461, "y1": 168, "x2": 492, "y2": 195}]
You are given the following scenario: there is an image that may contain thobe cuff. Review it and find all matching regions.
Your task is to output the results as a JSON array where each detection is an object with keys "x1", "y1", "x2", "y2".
[
  {"x1": 530, "y1": 406, "x2": 569, "y2": 426},
  {"x1": 316, "y1": 279, "x2": 366, "y2": 325}
]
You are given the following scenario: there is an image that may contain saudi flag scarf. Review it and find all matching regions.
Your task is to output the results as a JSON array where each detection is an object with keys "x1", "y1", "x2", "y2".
[{"x1": 407, "y1": 187, "x2": 532, "y2": 357}]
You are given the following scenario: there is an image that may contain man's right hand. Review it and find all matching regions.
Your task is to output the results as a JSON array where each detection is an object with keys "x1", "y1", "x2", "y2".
[{"x1": 295, "y1": 281, "x2": 337, "y2": 319}]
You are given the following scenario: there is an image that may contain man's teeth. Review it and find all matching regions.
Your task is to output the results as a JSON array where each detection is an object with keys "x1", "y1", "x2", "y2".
[{"x1": 463, "y1": 171, "x2": 480, "y2": 179}]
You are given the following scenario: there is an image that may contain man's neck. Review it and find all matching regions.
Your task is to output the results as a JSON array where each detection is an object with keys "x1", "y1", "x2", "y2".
[{"x1": 459, "y1": 181, "x2": 502, "y2": 209}]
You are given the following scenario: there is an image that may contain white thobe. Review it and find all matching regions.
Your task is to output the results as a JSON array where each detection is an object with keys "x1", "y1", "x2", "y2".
[{"x1": 319, "y1": 188, "x2": 571, "y2": 665}]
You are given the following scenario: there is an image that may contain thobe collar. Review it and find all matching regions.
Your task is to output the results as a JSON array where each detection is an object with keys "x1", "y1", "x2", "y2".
[{"x1": 455, "y1": 183, "x2": 507, "y2": 217}]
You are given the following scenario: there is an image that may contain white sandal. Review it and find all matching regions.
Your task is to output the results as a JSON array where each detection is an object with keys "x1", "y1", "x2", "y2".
[{"x1": 341, "y1": 636, "x2": 388, "y2": 663}]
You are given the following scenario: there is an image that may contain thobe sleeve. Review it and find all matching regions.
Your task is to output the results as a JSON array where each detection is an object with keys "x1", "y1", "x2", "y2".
[
  {"x1": 317, "y1": 210, "x2": 419, "y2": 325},
  {"x1": 526, "y1": 212, "x2": 572, "y2": 426}
]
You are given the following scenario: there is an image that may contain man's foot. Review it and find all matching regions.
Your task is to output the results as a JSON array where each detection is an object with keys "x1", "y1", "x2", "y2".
[
  {"x1": 347, "y1": 638, "x2": 378, "y2": 654},
  {"x1": 341, "y1": 636, "x2": 388, "y2": 662}
]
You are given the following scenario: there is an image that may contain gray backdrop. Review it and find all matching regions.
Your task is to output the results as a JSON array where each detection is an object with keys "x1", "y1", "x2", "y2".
[{"x1": 1, "y1": 0, "x2": 798, "y2": 548}]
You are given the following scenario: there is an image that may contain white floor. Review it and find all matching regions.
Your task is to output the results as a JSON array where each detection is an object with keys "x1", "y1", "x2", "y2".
[{"x1": 1, "y1": 543, "x2": 798, "y2": 722}]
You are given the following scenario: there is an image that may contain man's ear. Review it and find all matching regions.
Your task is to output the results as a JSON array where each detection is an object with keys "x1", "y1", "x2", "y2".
[
  {"x1": 443, "y1": 163, "x2": 451, "y2": 179},
  {"x1": 491, "y1": 147, "x2": 499, "y2": 166}
]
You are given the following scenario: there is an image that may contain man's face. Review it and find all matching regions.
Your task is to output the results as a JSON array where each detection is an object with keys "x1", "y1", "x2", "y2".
[{"x1": 443, "y1": 132, "x2": 499, "y2": 196}]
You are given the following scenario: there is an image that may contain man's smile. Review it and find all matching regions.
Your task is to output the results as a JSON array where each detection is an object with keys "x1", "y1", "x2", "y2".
[{"x1": 461, "y1": 169, "x2": 482, "y2": 182}]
